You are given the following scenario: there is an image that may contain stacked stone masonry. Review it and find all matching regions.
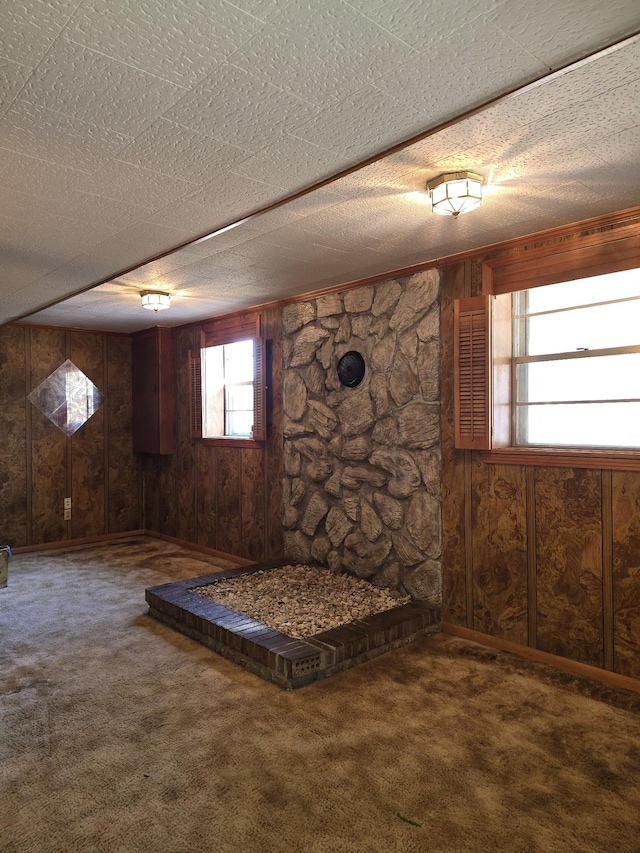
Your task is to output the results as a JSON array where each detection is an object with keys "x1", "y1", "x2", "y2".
[{"x1": 282, "y1": 269, "x2": 442, "y2": 603}]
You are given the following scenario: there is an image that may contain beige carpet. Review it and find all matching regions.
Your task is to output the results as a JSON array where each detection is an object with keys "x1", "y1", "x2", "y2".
[{"x1": 2, "y1": 536, "x2": 640, "y2": 853}]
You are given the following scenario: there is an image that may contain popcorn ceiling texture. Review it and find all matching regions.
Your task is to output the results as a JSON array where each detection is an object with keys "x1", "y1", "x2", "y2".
[{"x1": 282, "y1": 269, "x2": 442, "y2": 601}]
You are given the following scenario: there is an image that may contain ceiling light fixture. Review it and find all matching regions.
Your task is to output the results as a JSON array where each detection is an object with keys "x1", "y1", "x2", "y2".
[
  {"x1": 141, "y1": 290, "x2": 171, "y2": 312},
  {"x1": 426, "y1": 171, "x2": 484, "y2": 218}
]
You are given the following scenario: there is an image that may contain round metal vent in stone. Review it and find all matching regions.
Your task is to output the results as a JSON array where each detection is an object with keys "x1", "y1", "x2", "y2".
[{"x1": 337, "y1": 350, "x2": 366, "y2": 388}]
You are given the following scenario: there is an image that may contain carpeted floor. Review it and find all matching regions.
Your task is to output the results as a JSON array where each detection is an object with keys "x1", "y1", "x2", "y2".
[{"x1": 2, "y1": 536, "x2": 640, "y2": 853}]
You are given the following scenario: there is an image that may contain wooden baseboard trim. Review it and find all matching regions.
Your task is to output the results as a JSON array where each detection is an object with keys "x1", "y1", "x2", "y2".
[
  {"x1": 12, "y1": 530, "x2": 147, "y2": 554},
  {"x1": 11, "y1": 530, "x2": 256, "y2": 568},
  {"x1": 141, "y1": 531, "x2": 256, "y2": 567},
  {"x1": 443, "y1": 622, "x2": 640, "y2": 695}
]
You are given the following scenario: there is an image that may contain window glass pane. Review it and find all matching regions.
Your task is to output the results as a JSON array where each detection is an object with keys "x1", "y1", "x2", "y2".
[
  {"x1": 520, "y1": 299, "x2": 640, "y2": 355},
  {"x1": 202, "y1": 339, "x2": 254, "y2": 439},
  {"x1": 224, "y1": 339, "x2": 253, "y2": 383},
  {"x1": 201, "y1": 345, "x2": 225, "y2": 438},
  {"x1": 524, "y1": 269, "x2": 640, "y2": 315},
  {"x1": 517, "y1": 402, "x2": 640, "y2": 448},
  {"x1": 226, "y1": 411, "x2": 253, "y2": 437},
  {"x1": 513, "y1": 267, "x2": 640, "y2": 450},
  {"x1": 226, "y1": 383, "x2": 253, "y2": 411},
  {"x1": 517, "y1": 353, "x2": 640, "y2": 403}
]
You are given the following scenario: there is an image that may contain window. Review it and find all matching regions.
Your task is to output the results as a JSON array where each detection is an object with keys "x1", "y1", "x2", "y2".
[
  {"x1": 454, "y1": 222, "x2": 640, "y2": 468},
  {"x1": 202, "y1": 339, "x2": 255, "y2": 438},
  {"x1": 190, "y1": 313, "x2": 266, "y2": 444},
  {"x1": 513, "y1": 270, "x2": 640, "y2": 449}
]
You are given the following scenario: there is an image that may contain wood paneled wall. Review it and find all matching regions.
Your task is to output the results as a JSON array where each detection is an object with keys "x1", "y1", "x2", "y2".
[
  {"x1": 442, "y1": 254, "x2": 640, "y2": 680},
  {"x1": 141, "y1": 306, "x2": 284, "y2": 563},
  {"x1": 0, "y1": 325, "x2": 140, "y2": 547}
]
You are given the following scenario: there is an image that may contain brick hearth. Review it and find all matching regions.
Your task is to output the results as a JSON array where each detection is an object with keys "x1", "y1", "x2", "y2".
[{"x1": 146, "y1": 561, "x2": 441, "y2": 689}]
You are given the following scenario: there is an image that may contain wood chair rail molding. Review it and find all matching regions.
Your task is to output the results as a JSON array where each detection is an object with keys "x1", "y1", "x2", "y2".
[{"x1": 481, "y1": 448, "x2": 640, "y2": 472}]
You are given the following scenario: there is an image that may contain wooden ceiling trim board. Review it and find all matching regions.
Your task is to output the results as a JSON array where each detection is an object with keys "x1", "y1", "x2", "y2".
[
  {"x1": 15, "y1": 204, "x2": 640, "y2": 337},
  {"x1": 165, "y1": 204, "x2": 640, "y2": 334}
]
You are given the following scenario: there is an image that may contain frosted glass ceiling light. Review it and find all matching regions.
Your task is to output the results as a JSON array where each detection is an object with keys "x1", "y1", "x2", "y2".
[
  {"x1": 426, "y1": 171, "x2": 484, "y2": 218},
  {"x1": 141, "y1": 290, "x2": 170, "y2": 312}
]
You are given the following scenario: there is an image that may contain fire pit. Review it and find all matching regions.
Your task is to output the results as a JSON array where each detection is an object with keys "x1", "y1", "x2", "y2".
[
  {"x1": 146, "y1": 559, "x2": 441, "y2": 688},
  {"x1": 191, "y1": 563, "x2": 410, "y2": 639}
]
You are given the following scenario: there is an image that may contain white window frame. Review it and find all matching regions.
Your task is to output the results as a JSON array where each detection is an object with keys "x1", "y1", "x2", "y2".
[
  {"x1": 202, "y1": 338, "x2": 257, "y2": 440},
  {"x1": 511, "y1": 281, "x2": 640, "y2": 450}
]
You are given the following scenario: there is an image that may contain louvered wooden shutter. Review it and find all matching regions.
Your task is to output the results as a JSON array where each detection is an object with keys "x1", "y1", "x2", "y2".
[
  {"x1": 454, "y1": 295, "x2": 491, "y2": 450},
  {"x1": 252, "y1": 337, "x2": 266, "y2": 441},
  {"x1": 189, "y1": 350, "x2": 202, "y2": 439}
]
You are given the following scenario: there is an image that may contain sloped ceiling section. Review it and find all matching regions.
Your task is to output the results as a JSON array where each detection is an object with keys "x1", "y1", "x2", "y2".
[{"x1": 2, "y1": 0, "x2": 640, "y2": 332}]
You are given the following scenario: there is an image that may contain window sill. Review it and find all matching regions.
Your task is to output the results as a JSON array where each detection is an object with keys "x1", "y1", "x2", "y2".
[
  {"x1": 481, "y1": 447, "x2": 640, "y2": 472},
  {"x1": 202, "y1": 437, "x2": 263, "y2": 449}
]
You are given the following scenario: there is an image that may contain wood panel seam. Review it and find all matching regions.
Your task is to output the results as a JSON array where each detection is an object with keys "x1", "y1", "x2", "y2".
[
  {"x1": 464, "y1": 449, "x2": 474, "y2": 629},
  {"x1": 65, "y1": 331, "x2": 72, "y2": 542},
  {"x1": 25, "y1": 328, "x2": 32, "y2": 546},
  {"x1": 103, "y1": 336, "x2": 109, "y2": 534},
  {"x1": 602, "y1": 470, "x2": 614, "y2": 671},
  {"x1": 526, "y1": 467, "x2": 537, "y2": 649}
]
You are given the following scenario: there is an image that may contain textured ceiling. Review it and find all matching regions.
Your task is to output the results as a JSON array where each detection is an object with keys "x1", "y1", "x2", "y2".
[{"x1": 2, "y1": 0, "x2": 640, "y2": 332}]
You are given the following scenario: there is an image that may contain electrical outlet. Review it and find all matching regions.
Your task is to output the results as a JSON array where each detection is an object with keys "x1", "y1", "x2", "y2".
[
  {"x1": 64, "y1": 508, "x2": 71, "y2": 521},
  {"x1": 63, "y1": 497, "x2": 71, "y2": 510}
]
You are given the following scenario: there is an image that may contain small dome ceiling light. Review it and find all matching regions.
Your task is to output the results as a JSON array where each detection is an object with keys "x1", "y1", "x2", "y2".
[
  {"x1": 141, "y1": 290, "x2": 171, "y2": 312},
  {"x1": 426, "y1": 171, "x2": 484, "y2": 218}
]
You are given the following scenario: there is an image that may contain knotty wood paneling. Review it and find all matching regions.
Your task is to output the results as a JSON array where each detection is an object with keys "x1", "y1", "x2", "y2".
[
  {"x1": 601, "y1": 470, "x2": 614, "y2": 671},
  {"x1": 0, "y1": 325, "x2": 27, "y2": 546},
  {"x1": 70, "y1": 331, "x2": 105, "y2": 539},
  {"x1": 471, "y1": 458, "x2": 528, "y2": 643},
  {"x1": 525, "y1": 468, "x2": 538, "y2": 647},
  {"x1": 217, "y1": 446, "x2": 241, "y2": 556},
  {"x1": 196, "y1": 443, "x2": 217, "y2": 549},
  {"x1": 0, "y1": 325, "x2": 140, "y2": 547},
  {"x1": 132, "y1": 327, "x2": 174, "y2": 454},
  {"x1": 612, "y1": 471, "x2": 640, "y2": 678},
  {"x1": 106, "y1": 336, "x2": 139, "y2": 532},
  {"x1": 142, "y1": 455, "x2": 161, "y2": 532},
  {"x1": 30, "y1": 328, "x2": 67, "y2": 545},
  {"x1": 470, "y1": 257, "x2": 484, "y2": 298},
  {"x1": 263, "y1": 306, "x2": 284, "y2": 559},
  {"x1": 158, "y1": 455, "x2": 178, "y2": 538},
  {"x1": 535, "y1": 467, "x2": 603, "y2": 667},
  {"x1": 240, "y1": 447, "x2": 265, "y2": 561},
  {"x1": 174, "y1": 326, "x2": 197, "y2": 542},
  {"x1": 441, "y1": 263, "x2": 467, "y2": 625},
  {"x1": 441, "y1": 217, "x2": 640, "y2": 681},
  {"x1": 142, "y1": 308, "x2": 285, "y2": 562}
]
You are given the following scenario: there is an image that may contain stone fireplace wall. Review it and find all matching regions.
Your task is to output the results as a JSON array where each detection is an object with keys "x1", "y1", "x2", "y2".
[{"x1": 282, "y1": 268, "x2": 442, "y2": 603}]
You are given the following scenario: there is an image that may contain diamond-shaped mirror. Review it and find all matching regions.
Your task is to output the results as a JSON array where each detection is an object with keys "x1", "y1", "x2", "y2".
[{"x1": 27, "y1": 359, "x2": 105, "y2": 437}]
